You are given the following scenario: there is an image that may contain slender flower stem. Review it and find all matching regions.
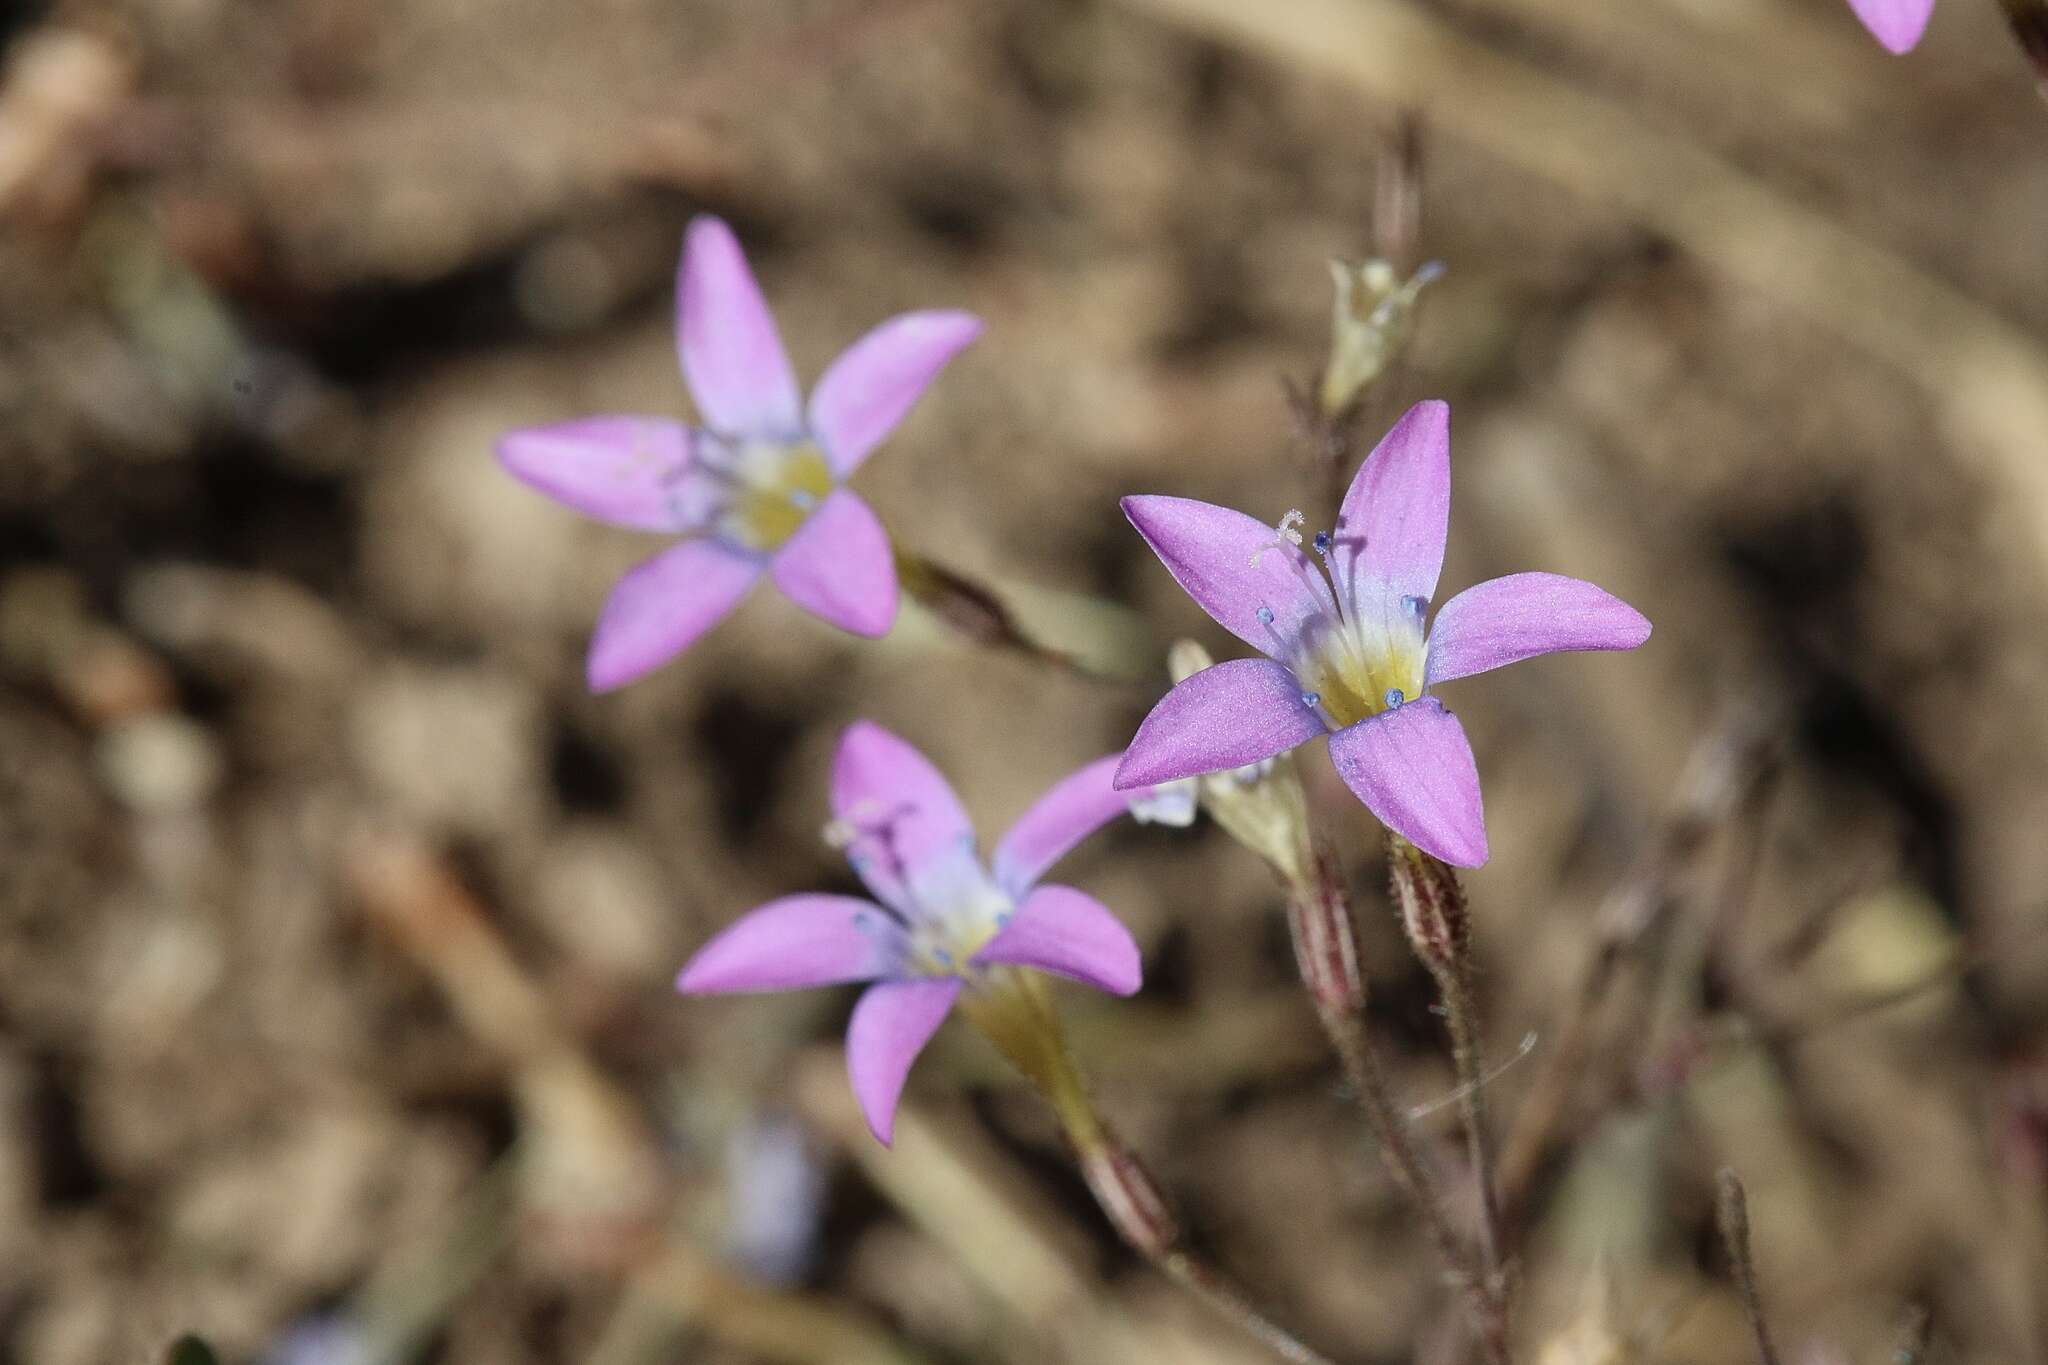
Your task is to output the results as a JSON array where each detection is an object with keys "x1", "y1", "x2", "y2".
[
  {"x1": 957, "y1": 970, "x2": 1343, "y2": 1365},
  {"x1": 1435, "y1": 952, "x2": 1507, "y2": 1319},
  {"x1": 1318, "y1": 1000, "x2": 1471, "y2": 1291},
  {"x1": 893, "y1": 548, "x2": 1152, "y2": 683},
  {"x1": 1383, "y1": 833, "x2": 1512, "y2": 1362},
  {"x1": 1288, "y1": 845, "x2": 1508, "y2": 1365}
]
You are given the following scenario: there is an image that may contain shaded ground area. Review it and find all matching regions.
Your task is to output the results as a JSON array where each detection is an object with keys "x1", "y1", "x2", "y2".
[{"x1": 3, "y1": 0, "x2": 2048, "y2": 1361}]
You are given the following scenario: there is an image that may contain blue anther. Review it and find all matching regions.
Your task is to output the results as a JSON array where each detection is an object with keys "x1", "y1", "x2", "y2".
[
  {"x1": 1401, "y1": 594, "x2": 1427, "y2": 618},
  {"x1": 932, "y1": 947, "x2": 955, "y2": 967},
  {"x1": 1300, "y1": 691, "x2": 1321, "y2": 709},
  {"x1": 1383, "y1": 688, "x2": 1405, "y2": 710},
  {"x1": 1312, "y1": 530, "x2": 1332, "y2": 553},
  {"x1": 1255, "y1": 606, "x2": 1275, "y2": 626}
]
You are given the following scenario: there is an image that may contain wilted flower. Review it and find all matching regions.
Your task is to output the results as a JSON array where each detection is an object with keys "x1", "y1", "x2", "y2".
[
  {"x1": 1848, "y1": 0, "x2": 1934, "y2": 52},
  {"x1": 677, "y1": 721, "x2": 1151, "y2": 1144},
  {"x1": 498, "y1": 216, "x2": 981, "y2": 690},
  {"x1": 1114, "y1": 401, "x2": 1649, "y2": 867}
]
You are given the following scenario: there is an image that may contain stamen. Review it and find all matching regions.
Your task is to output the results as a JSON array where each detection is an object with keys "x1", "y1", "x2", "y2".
[
  {"x1": 1401, "y1": 594, "x2": 1427, "y2": 619},
  {"x1": 1255, "y1": 606, "x2": 1275, "y2": 625},
  {"x1": 1312, "y1": 530, "x2": 1332, "y2": 554},
  {"x1": 1300, "y1": 690, "x2": 1321, "y2": 708},
  {"x1": 1384, "y1": 688, "x2": 1405, "y2": 709}
]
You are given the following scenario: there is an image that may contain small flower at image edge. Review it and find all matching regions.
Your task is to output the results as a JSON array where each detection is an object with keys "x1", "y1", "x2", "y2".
[
  {"x1": 677, "y1": 722, "x2": 1155, "y2": 1145},
  {"x1": 1114, "y1": 400, "x2": 1650, "y2": 868},
  {"x1": 497, "y1": 216, "x2": 982, "y2": 690},
  {"x1": 1847, "y1": 0, "x2": 1935, "y2": 53}
]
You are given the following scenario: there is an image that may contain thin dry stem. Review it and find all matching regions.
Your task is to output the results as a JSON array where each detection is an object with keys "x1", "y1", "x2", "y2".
[
  {"x1": 1432, "y1": 953, "x2": 1507, "y2": 1316},
  {"x1": 961, "y1": 972, "x2": 1343, "y2": 1365},
  {"x1": 1287, "y1": 859, "x2": 1508, "y2": 1365},
  {"x1": 1715, "y1": 1169, "x2": 1783, "y2": 1365}
]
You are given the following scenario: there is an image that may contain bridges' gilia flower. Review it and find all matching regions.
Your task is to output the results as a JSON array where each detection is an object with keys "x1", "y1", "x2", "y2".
[
  {"x1": 678, "y1": 722, "x2": 1152, "y2": 1144},
  {"x1": 499, "y1": 217, "x2": 980, "y2": 689},
  {"x1": 1115, "y1": 401, "x2": 1650, "y2": 867}
]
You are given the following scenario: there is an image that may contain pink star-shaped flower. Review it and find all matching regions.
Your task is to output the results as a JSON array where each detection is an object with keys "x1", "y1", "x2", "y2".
[
  {"x1": 678, "y1": 722, "x2": 1154, "y2": 1145},
  {"x1": 498, "y1": 217, "x2": 981, "y2": 690},
  {"x1": 1113, "y1": 400, "x2": 1651, "y2": 868}
]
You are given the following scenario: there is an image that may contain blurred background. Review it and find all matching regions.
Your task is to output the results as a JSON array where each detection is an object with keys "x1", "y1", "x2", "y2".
[{"x1": 4, "y1": 0, "x2": 2048, "y2": 1361}]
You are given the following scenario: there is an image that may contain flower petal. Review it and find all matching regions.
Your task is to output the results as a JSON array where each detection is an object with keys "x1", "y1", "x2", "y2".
[
  {"x1": 1327, "y1": 697, "x2": 1488, "y2": 867},
  {"x1": 770, "y1": 490, "x2": 898, "y2": 637},
  {"x1": 587, "y1": 537, "x2": 761, "y2": 691},
  {"x1": 832, "y1": 722, "x2": 978, "y2": 909},
  {"x1": 1121, "y1": 495, "x2": 1338, "y2": 658},
  {"x1": 1113, "y1": 658, "x2": 1326, "y2": 789},
  {"x1": 677, "y1": 894, "x2": 903, "y2": 994},
  {"x1": 846, "y1": 978, "x2": 961, "y2": 1145},
  {"x1": 1333, "y1": 400, "x2": 1450, "y2": 610},
  {"x1": 1424, "y1": 572, "x2": 1651, "y2": 686},
  {"x1": 496, "y1": 417, "x2": 702, "y2": 532},
  {"x1": 808, "y1": 311, "x2": 982, "y2": 476},
  {"x1": 676, "y1": 216, "x2": 803, "y2": 438},
  {"x1": 1847, "y1": 0, "x2": 1935, "y2": 52},
  {"x1": 971, "y1": 884, "x2": 1141, "y2": 996},
  {"x1": 991, "y1": 755, "x2": 1131, "y2": 897}
]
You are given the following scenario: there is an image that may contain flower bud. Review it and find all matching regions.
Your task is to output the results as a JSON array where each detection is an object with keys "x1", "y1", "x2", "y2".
[
  {"x1": 1387, "y1": 831, "x2": 1469, "y2": 978},
  {"x1": 1318, "y1": 258, "x2": 1441, "y2": 419}
]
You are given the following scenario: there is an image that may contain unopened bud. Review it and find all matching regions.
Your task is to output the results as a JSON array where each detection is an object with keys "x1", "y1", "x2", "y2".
[
  {"x1": 1318, "y1": 257, "x2": 1440, "y2": 419},
  {"x1": 1387, "y1": 832, "x2": 1469, "y2": 977},
  {"x1": 1167, "y1": 637, "x2": 1215, "y2": 684},
  {"x1": 1288, "y1": 842, "x2": 1366, "y2": 1015}
]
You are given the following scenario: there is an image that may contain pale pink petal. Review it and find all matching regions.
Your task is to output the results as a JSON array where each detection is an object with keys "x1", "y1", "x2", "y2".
[
  {"x1": 677, "y1": 894, "x2": 903, "y2": 994},
  {"x1": 831, "y1": 722, "x2": 978, "y2": 909},
  {"x1": 496, "y1": 417, "x2": 702, "y2": 532},
  {"x1": 1114, "y1": 658, "x2": 1325, "y2": 789},
  {"x1": 770, "y1": 490, "x2": 898, "y2": 637},
  {"x1": 991, "y1": 756, "x2": 1129, "y2": 897},
  {"x1": 971, "y1": 884, "x2": 1141, "y2": 996},
  {"x1": 1847, "y1": 0, "x2": 1935, "y2": 52},
  {"x1": 1121, "y1": 495, "x2": 1339, "y2": 658},
  {"x1": 587, "y1": 538, "x2": 761, "y2": 691},
  {"x1": 1333, "y1": 400, "x2": 1450, "y2": 609},
  {"x1": 1424, "y1": 572, "x2": 1651, "y2": 686},
  {"x1": 1327, "y1": 698, "x2": 1488, "y2": 867},
  {"x1": 676, "y1": 216, "x2": 803, "y2": 437},
  {"x1": 808, "y1": 311, "x2": 982, "y2": 476},
  {"x1": 846, "y1": 978, "x2": 961, "y2": 1145}
]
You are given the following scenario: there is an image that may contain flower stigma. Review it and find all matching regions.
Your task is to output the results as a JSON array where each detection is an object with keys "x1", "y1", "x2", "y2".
[
  {"x1": 1257, "y1": 521, "x2": 1427, "y2": 730},
  {"x1": 702, "y1": 436, "x2": 836, "y2": 551},
  {"x1": 833, "y1": 806, "x2": 1016, "y2": 982}
]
